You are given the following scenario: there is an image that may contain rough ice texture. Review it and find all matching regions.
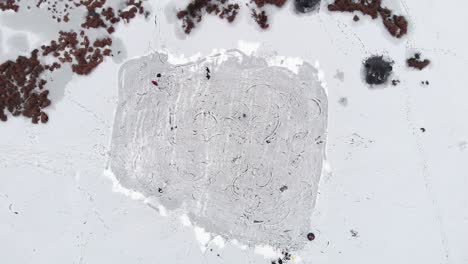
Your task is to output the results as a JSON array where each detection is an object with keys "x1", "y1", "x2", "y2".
[{"x1": 109, "y1": 50, "x2": 328, "y2": 250}]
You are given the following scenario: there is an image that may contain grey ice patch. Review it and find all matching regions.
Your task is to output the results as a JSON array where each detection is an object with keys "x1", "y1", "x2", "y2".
[
  {"x1": 109, "y1": 50, "x2": 328, "y2": 250},
  {"x1": 338, "y1": 97, "x2": 348, "y2": 107},
  {"x1": 334, "y1": 70, "x2": 344, "y2": 82}
]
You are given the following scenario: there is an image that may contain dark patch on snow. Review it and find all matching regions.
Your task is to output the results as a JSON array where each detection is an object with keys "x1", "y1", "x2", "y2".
[
  {"x1": 295, "y1": 0, "x2": 321, "y2": 13},
  {"x1": 271, "y1": 251, "x2": 291, "y2": 264},
  {"x1": 363, "y1": 55, "x2": 393, "y2": 85},
  {"x1": 206, "y1": 67, "x2": 211, "y2": 80}
]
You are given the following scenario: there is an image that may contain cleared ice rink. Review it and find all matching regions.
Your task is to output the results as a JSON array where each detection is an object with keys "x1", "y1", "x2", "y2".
[{"x1": 110, "y1": 50, "x2": 327, "y2": 249}]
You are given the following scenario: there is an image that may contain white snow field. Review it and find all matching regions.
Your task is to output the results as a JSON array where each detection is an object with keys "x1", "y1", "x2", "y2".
[{"x1": 1, "y1": 0, "x2": 468, "y2": 263}]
